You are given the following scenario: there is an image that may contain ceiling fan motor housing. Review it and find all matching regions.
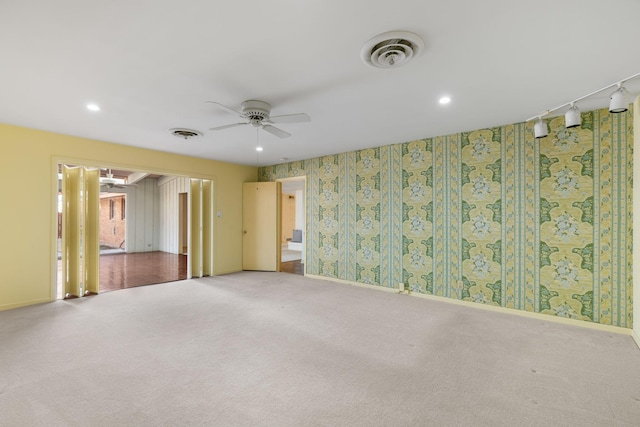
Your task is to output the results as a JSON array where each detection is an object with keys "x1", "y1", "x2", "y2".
[
  {"x1": 207, "y1": 99, "x2": 308, "y2": 138},
  {"x1": 241, "y1": 100, "x2": 271, "y2": 121}
]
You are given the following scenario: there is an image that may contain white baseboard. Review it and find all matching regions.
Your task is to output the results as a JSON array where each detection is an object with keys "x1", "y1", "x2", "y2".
[{"x1": 305, "y1": 274, "x2": 633, "y2": 337}]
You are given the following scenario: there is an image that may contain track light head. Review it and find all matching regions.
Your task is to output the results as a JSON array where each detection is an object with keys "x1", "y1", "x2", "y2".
[
  {"x1": 609, "y1": 84, "x2": 628, "y2": 113},
  {"x1": 526, "y1": 72, "x2": 639, "y2": 126},
  {"x1": 534, "y1": 117, "x2": 549, "y2": 139},
  {"x1": 565, "y1": 104, "x2": 581, "y2": 128}
]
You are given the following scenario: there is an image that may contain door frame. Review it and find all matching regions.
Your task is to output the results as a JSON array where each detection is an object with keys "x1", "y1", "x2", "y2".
[
  {"x1": 178, "y1": 192, "x2": 188, "y2": 254},
  {"x1": 51, "y1": 157, "x2": 217, "y2": 300},
  {"x1": 276, "y1": 176, "x2": 306, "y2": 275}
]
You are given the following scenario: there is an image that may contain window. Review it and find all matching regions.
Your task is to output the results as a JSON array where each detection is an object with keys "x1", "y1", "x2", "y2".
[
  {"x1": 121, "y1": 198, "x2": 126, "y2": 220},
  {"x1": 109, "y1": 199, "x2": 115, "y2": 220}
]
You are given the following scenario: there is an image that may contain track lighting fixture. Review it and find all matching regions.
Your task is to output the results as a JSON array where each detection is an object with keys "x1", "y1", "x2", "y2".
[
  {"x1": 534, "y1": 118, "x2": 549, "y2": 139},
  {"x1": 609, "y1": 84, "x2": 628, "y2": 113},
  {"x1": 564, "y1": 104, "x2": 581, "y2": 128},
  {"x1": 526, "y1": 71, "x2": 639, "y2": 135}
]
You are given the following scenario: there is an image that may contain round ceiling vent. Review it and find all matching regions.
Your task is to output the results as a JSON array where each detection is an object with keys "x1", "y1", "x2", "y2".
[
  {"x1": 361, "y1": 31, "x2": 424, "y2": 69},
  {"x1": 170, "y1": 128, "x2": 202, "y2": 140}
]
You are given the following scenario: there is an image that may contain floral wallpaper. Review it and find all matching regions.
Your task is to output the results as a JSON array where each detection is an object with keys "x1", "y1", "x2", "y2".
[{"x1": 259, "y1": 107, "x2": 633, "y2": 328}]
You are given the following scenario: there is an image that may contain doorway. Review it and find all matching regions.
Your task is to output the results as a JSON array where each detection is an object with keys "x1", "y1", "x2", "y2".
[
  {"x1": 179, "y1": 193, "x2": 188, "y2": 254},
  {"x1": 278, "y1": 177, "x2": 305, "y2": 275},
  {"x1": 56, "y1": 165, "x2": 213, "y2": 298}
]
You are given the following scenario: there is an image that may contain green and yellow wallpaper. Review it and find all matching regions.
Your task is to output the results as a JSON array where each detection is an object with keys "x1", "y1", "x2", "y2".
[{"x1": 260, "y1": 107, "x2": 633, "y2": 328}]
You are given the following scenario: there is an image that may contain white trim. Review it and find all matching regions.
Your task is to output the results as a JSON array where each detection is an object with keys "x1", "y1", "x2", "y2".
[
  {"x1": 51, "y1": 156, "x2": 221, "y2": 298},
  {"x1": 276, "y1": 176, "x2": 307, "y2": 275},
  {"x1": 51, "y1": 159, "x2": 60, "y2": 302},
  {"x1": 633, "y1": 95, "x2": 640, "y2": 342},
  {"x1": 633, "y1": 331, "x2": 640, "y2": 350},
  {"x1": 51, "y1": 155, "x2": 219, "y2": 182},
  {"x1": 306, "y1": 274, "x2": 403, "y2": 294},
  {"x1": 306, "y1": 274, "x2": 633, "y2": 337}
]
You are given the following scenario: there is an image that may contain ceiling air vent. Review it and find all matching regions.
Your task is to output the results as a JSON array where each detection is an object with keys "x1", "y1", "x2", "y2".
[
  {"x1": 361, "y1": 31, "x2": 424, "y2": 69},
  {"x1": 170, "y1": 128, "x2": 202, "y2": 140}
]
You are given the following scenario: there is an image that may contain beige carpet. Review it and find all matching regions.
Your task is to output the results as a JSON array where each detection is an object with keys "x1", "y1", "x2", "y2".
[{"x1": 1, "y1": 272, "x2": 639, "y2": 426}]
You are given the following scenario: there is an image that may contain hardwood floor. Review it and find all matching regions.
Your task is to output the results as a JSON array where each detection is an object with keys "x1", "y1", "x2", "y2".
[
  {"x1": 281, "y1": 260, "x2": 304, "y2": 275},
  {"x1": 99, "y1": 251, "x2": 187, "y2": 292},
  {"x1": 59, "y1": 251, "x2": 300, "y2": 297}
]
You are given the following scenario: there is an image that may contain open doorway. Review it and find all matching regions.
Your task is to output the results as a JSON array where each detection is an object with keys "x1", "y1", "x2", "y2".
[
  {"x1": 56, "y1": 165, "x2": 208, "y2": 298},
  {"x1": 278, "y1": 177, "x2": 305, "y2": 275},
  {"x1": 98, "y1": 170, "x2": 189, "y2": 292},
  {"x1": 179, "y1": 192, "x2": 188, "y2": 254}
]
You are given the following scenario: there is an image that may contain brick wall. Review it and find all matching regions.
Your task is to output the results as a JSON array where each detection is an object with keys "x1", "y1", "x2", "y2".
[{"x1": 99, "y1": 195, "x2": 126, "y2": 248}]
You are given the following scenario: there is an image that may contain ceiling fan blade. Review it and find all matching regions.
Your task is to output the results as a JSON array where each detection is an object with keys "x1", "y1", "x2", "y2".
[
  {"x1": 268, "y1": 113, "x2": 311, "y2": 123},
  {"x1": 209, "y1": 122, "x2": 248, "y2": 131},
  {"x1": 262, "y1": 124, "x2": 291, "y2": 138},
  {"x1": 206, "y1": 101, "x2": 243, "y2": 117}
]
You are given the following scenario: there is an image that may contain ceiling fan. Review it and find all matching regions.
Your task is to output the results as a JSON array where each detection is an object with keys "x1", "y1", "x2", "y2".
[
  {"x1": 207, "y1": 100, "x2": 310, "y2": 138},
  {"x1": 100, "y1": 169, "x2": 136, "y2": 191}
]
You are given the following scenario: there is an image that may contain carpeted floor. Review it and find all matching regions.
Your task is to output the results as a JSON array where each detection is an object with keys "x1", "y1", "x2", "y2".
[{"x1": 1, "y1": 272, "x2": 639, "y2": 426}]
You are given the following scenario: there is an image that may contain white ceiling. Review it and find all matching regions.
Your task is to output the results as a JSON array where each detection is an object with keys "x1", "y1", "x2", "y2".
[{"x1": 2, "y1": 0, "x2": 639, "y2": 167}]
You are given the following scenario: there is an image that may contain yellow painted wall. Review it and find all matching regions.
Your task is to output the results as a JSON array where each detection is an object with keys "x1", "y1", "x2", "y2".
[{"x1": 0, "y1": 123, "x2": 256, "y2": 310}]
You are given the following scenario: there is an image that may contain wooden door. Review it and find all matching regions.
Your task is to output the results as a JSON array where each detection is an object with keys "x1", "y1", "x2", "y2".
[{"x1": 243, "y1": 182, "x2": 281, "y2": 271}]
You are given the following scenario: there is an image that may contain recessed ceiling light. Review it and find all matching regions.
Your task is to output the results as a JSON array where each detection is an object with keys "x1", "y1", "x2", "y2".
[
  {"x1": 256, "y1": 146, "x2": 263, "y2": 152},
  {"x1": 86, "y1": 103, "x2": 100, "y2": 112},
  {"x1": 439, "y1": 96, "x2": 451, "y2": 105}
]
